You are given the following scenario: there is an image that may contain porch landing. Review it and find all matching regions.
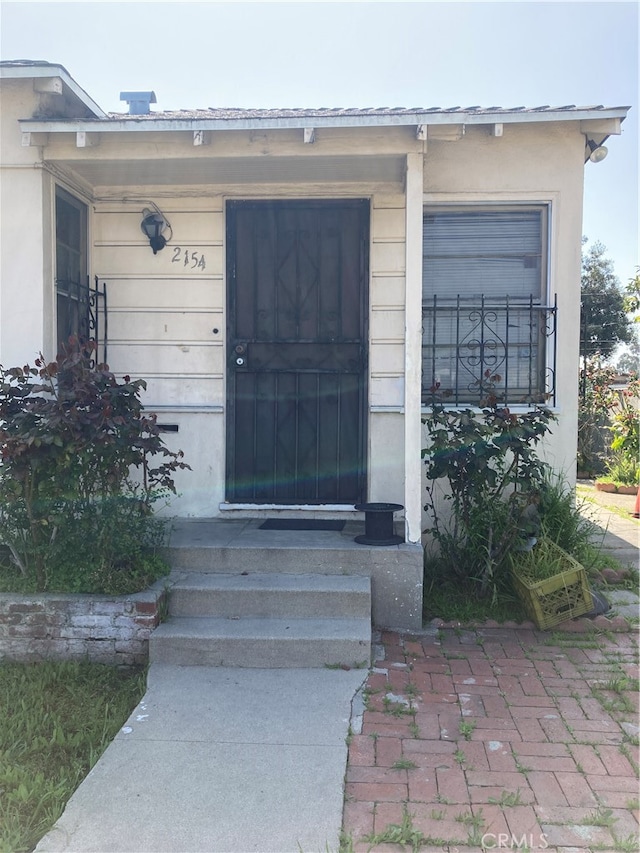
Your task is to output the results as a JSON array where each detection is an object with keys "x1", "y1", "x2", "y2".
[{"x1": 162, "y1": 517, "x2": 424, "y2": 632}]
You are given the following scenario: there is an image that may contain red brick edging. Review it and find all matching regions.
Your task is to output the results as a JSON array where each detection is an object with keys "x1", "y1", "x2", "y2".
[
  {"x1": 427, "y1": 613, "x2": 635, "y2": 633},
  {"x1": 0, "y1": 581, "x2": 168, "y2": 666}
]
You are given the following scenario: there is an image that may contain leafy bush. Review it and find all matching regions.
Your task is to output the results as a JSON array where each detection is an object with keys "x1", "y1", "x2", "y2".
[
  {"x1": 606, "y1": 374, "x2": 640, "y2": 486},
  {"x1": 0, "y1": 338, "x2": 190, "y2": 593},
  {"x1": 0, "y1": 496, "x2": 171, "y2": 595},
  {"x1": 598, "y1": 451, "x2": 640, "y2": 489},
  {"x1": 536, "y1": 475, "x2": 599, "y2": 562},
  {"x1": 578, "y1": 359, "x2": 618, "y2": 476},
  {"x1": 578, "y1": 361, "x2": 639, "y2": 482},
  {"x1": 422, "y1": 382, "x2": 555, "y2": 602}
]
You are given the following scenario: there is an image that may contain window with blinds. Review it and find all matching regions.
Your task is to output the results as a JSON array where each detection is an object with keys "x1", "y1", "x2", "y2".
[{"x1": 422, "y1": 206, "x2": 556, "y2": 406}]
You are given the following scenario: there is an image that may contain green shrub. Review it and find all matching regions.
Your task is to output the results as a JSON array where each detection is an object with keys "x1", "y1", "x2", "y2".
[
  {"x1": 422, "y1": 378, "x2": 555, "y2": 602},
  {"x1": 578, "y1": 359, "x2": 618, "y2": 476},
  {"x1": 597, "y1": 452, "x2": 639, "y2": 489},
  {"x1": 0, "y1": 339, "x2": 188, "y2": 593},
  {"x1": 423, "y1": 473, "x2": 609, "y2": 621},
  {"x1": 610, "y1": 375, "x2": 640, "y2": 460},
  {"x1": 536, "y1": 475, "x2": 598, "y2": 563}
]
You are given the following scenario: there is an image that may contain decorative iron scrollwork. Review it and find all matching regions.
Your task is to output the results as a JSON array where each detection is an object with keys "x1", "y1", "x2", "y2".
[{"x1": 422, "y1": 294, "x2": 557, "y2": 406}]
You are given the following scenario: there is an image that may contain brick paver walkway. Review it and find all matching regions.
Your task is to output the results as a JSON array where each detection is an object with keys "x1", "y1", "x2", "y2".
[{"x1": 343, "y1": 627, "x2": 639, "y2": 852}]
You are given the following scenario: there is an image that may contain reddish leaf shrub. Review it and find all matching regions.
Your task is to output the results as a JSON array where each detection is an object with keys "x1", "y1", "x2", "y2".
[{"x1": 0, "y1": 339, "x2": 190, "y2": 592}]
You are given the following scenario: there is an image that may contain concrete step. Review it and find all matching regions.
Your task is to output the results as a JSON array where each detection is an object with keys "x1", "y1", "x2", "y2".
[
  {"x1": 165, "y1": 544, "x2": 380, "y2": 574},
  {"x1": 160, "y1": 518, "x2": 425, "y2": 632},
  {"x1": 169, "y1": 573, "x2": 371, "y2": 619},
  {"x1": 149, "y1": 617, "x2": 372, "y2": 668}
]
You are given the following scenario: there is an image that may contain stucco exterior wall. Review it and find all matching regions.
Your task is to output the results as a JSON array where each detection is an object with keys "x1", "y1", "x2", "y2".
[
  {"x1": 0, "y1": 81, "x2": 57, "y2": 367},
  {"x1": 0, "y1": 75, "x2": 590, "y2": 526},
  {"x1": 422, "y1": 122, "x2": 585, "y2": 496}
]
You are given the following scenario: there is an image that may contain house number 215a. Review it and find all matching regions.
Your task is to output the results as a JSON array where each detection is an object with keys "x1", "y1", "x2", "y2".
[{"x1": 171, "y1": 247, "x2": 206, "y2": 270}]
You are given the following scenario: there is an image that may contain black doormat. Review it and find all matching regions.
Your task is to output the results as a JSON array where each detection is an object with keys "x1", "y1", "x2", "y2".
[{"x1": 259, "y1": 518, "x2": 345, "y2": 531}]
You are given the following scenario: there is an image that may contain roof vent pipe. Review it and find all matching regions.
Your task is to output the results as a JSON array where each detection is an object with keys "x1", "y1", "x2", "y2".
[{"x1": 119, "y1": 91, "x2": 157, "y2": 115}]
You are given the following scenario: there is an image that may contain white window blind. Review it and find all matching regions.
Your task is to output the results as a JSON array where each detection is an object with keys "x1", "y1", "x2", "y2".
[
  {"x1": 423, "y1": 208, "x2": 544, "y2": 302},
  {"x1": 422, "y1": 206, "x2": 553, "y2": 405}
]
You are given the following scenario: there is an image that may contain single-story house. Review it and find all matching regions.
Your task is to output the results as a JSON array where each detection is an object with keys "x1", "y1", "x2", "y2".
[{"x1": 0, "y1": 60, "x2": 630, "y2": 550}]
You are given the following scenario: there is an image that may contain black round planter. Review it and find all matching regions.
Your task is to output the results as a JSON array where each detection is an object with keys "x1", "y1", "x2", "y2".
[{"x1": 354, "y1": 502, "x2": 404, "y2": 546}]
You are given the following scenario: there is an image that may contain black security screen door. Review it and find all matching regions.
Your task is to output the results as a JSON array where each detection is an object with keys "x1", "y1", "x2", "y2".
[{"x1": 226, "y1": 199, "x2": 369, "y2": 504}]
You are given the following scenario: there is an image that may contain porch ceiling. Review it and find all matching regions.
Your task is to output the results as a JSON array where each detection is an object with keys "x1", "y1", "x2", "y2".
[{"x1": 50, "y1": 154, "x2": 406, "y2": 188}]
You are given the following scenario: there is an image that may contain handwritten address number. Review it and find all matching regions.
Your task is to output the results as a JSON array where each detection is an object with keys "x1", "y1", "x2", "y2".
[{"x1": 171, "y1": 247, "x2": 206, "y2": 270}]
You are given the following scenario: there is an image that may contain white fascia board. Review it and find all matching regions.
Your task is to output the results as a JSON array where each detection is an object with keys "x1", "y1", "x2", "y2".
[
  {"x1": 580, "y1": 118, "x2": 623, "y2": 135},
  {"x1": 17, "y1": 107, "x2": 630, "y2": 135},
  {"x1": 1, "y1": 63, "x2": 106, "y2": 119}
]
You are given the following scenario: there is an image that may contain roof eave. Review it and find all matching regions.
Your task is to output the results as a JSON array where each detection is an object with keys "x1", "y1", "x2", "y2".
[
  {"x1": 16, "y1": 106, "x2": 631, "y2": 135},
  {"x1": 1, "y1": 62, "x2": 107, "y2": 119}
]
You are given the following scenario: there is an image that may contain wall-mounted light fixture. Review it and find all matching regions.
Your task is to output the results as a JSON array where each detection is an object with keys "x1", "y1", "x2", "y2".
[
  {"x1": 141, "y1": 203, "x2": 172, "y2": 253},
  {"x1": 585, "y1": 137, "x2": 608, "y2": 164}
]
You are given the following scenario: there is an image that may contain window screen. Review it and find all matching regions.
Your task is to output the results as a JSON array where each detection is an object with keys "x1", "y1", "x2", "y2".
[{"x1": 55, "y1": 188, "x2": 88, "y2": 352}]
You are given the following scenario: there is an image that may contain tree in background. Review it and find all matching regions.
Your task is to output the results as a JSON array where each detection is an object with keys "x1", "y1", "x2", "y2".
[
  {"x1": 617, "y1": 267, "x2": 640, "y2": 374},
  {"x1": 623, "y1": 267, "x2": 640, "y2": 317},
  {"x1": 578, "y1": 246, "x2": 636, "y2": 477},
  {"x1": 577, "y1": 358, "x2": 618, "y2": 476},
  {"x1": 580, "y1": 240, "x2": 632, "y2": 360},
  {"x1": 616, "y1": 343, "x2": 640, "y2": 375}
]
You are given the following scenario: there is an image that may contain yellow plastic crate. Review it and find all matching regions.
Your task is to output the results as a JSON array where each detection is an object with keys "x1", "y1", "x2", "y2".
[{"x1": 510, "y1": 541, "x2": 594, "y2": 631}]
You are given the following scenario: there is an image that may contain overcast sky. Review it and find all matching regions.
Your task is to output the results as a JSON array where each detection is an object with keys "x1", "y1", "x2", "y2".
[{"x1": 1, "y1": 1, "x2": 638, "y2": 283}]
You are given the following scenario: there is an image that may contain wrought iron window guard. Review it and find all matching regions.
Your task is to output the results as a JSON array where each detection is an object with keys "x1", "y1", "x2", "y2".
[
  {"x1": 56, "y1": 275, "x2": 107, "y2": 366},
  {"x1": 422, "y1": 293, "x2": 557, "y2": 407}
]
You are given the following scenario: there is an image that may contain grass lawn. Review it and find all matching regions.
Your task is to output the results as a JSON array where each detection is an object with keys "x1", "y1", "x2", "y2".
[{"x1": 0, "y1": 661, "x2": 146, "y2": 853}]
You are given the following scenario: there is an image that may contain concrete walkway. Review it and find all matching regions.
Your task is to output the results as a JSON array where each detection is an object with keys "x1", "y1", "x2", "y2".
[
  {"x1": 36, "y1": 666, "x2": 367, "y2": 853},
  {"x1": 575, "y1": 481, "x2": 638, "y2": 560},
  {"x1": 576, "y1": 482, "x2": 639, "y2": 619}
]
